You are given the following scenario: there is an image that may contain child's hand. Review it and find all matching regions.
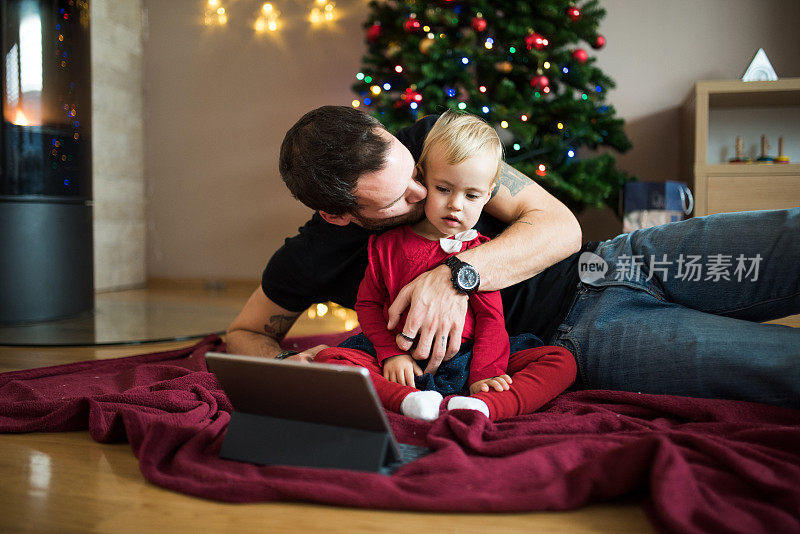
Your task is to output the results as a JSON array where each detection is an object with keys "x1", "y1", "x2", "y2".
[
  {"x1": 469, "y1": 374, "x2": 512, "y2": 394},
  {"x1": 383, "y1": 354, "x2": 423, "y2": 386}
]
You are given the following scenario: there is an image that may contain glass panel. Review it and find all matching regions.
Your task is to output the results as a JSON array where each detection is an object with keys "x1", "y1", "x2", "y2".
[{"x1": 1, "y1": 0, "x2": 91, "y2": 198}]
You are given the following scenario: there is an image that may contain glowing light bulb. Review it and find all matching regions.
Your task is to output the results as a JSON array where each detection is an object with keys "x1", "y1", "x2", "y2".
[
  {"x1": 371, "y1": 85, "x2": 381, "y2": 95},
  {"x1": 513, "y1": 143, "x2": 521, "y2": 150},
  {"x1": 383, "y1": 82, "x2": 391, "y2": 90},
  {"x1": 567, "y1": 149, "x2": 575, "y2": 157},
  {"x1": 521, "y1": 114, "x2": 528, "y2": 121},
  {"x1": 410, "y1": 102, "x2": 418, "y2": 110},
  {"x1": 484, "y1": 41, "x2": 492, "y2": 49},
  {"x1": 352, "y1": 100, "x2": 360, "y2": 108},
  {"x1": 423, "y1": 25, "x2": 430, "y2": 32},
  {"x1": 544, "y1": 61, "x2": 550, "y2": 69},
  {"x1": 458, "y1": 102, "x2": 467, "y2": 110},
  {"x1": 557, "y1": 122, "x2": 564, "y2": 130},
  {"x1": 500, "y1": 121, "x2": 509, "y2": 128},
  {"x1": 356, "y1": 72, "x2": 364, "y2": 80},
  {"x1": 482, "y1": 106, "x2": 489, "y2": 113},
  {"x1": 316, "y1": 303, "x2": 329, "y2": 316},
  {"x1": 461, "y1": 57, "x2": 469, "y2": 65},
  {"x1": 395, "y1": 65, "x2": 403, "y2": 73},
  {"x1": 479, "y1": 86, "x2": 487, "y2": 93}
]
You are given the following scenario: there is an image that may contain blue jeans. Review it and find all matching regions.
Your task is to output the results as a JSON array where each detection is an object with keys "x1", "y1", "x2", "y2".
[{"x1": 549, "y1": 208, "x2": 800, "y2": 408}]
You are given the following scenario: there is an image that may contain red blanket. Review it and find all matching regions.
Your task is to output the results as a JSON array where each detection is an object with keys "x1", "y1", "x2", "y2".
[{"x1": 1, "y1": 335, "x2": 798, "y2": 534}]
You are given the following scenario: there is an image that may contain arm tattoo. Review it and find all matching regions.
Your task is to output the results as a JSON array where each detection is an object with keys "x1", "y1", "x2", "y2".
[
  {"x1": 263, "y1": 314, "x2": 295, "y2": 341},
  {"x1": 498, "y1": 163, "x2": 532, "y2": 197}
]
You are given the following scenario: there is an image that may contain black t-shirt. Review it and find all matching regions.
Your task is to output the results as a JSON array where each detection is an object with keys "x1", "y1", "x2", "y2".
[{"x1": 262, "y1": 115, "x2": 596, "y2": 342}]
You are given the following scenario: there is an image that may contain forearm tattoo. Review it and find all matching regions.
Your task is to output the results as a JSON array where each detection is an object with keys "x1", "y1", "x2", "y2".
[
  {"x1": 263, "y1": 313, "x2": 295, "y2": 341},
  {"x1": 498, "y1": 163, "x2": 532, "y2": 197}
]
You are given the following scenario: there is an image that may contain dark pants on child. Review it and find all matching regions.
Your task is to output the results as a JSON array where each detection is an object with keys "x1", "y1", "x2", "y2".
[{"x1": 315, "y1": 333, "x2": 576, "y2": 421}]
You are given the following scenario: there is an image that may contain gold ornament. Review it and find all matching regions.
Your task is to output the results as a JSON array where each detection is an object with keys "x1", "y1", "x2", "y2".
[
  {"x1": 494, "y1": 61, "x2": 513, "y2": 73},
  {"x1": 386, "y1": 41, "x2": 402, "y2": 57},
  {"x1": 419, "y1": 37, "x2": 435, "y2": 55}
]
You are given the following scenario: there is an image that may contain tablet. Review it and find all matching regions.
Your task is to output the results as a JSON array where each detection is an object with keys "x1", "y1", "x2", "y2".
[{"x1": 205, "y1": 351, "x2": 430, "y2": 472}]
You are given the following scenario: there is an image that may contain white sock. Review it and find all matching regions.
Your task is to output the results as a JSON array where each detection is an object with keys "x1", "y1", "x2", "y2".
[
  {"x1": 400, "y1": 391, "x2": 443, "y2": 421},
  {"x1": 447, "y1": 396, "x2": 490, "y2": 418}
]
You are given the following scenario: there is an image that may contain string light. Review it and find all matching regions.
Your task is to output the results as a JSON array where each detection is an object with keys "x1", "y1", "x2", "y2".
[
  {"x1": 500, "y1": 121, "x2": 509, "y2": 128},
  {"x1": 254, "y1": 3, "x2": 279, "y2": 33},
  {"x1": 394, "y1": 65, "x2": 403, "y2": 73},
  {"x1": 371, "y1": 85, "x2": 381, "y2": 95},
  {"x1": 356, "y1": 72, "x2": 364, "y2": 80},
  {"x1": 543, "y1": 61, "x2": 550, "y2": 69},
  {"x1": 567, "y1": 149, "x2": 575, "y2": 158},
  {"x1": 513, "y1": 143, "x2": 521, "y2": 150},
  {"x1": 521, "y1": 114, "x2": 528, "y2": 121},
  {"x1": 479, "y1": 85, "x2": 487, "y2": 93},
  {"x1": 383, "y1": 82, "x2": 391, "y2": 90},
  {"x1": 458, "y1": 102, "x2": 467, "y2": 110},
  {"x1": 204, "y1": 0, "x2": 227, "y2": 26},
  {"x1": 481, "y1": 106, "x2": 489, "y2": 113},
  {"x1": 310, "y1": 0, "x2": 336, "y2": 24},
  {"x1": 557, "y1": 122, "x2": 564, "y2": 130},
  {"x1": 351, "y1": 100, "x2": 360, "y2": 108}
]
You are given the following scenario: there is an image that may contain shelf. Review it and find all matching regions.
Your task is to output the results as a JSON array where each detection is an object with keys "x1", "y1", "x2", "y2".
[
  {"x1": 695, "y1": 78, "x2": 800, "y2": 108},
  {"x1": 699, "y1": 163, "x2": 800, "y2": 176}
]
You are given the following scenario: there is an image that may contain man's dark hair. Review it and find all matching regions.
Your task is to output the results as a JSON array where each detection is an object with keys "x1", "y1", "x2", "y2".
[{"x1": 278, "y1": 106, "x2": 390, "y2": 215}]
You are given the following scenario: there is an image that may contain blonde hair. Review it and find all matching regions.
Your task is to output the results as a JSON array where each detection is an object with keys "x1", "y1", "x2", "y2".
[{"x1": 418, "y1": 110, "x2": 503, "y2": 182}]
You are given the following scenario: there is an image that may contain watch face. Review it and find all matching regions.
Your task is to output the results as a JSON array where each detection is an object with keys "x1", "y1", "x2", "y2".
[{"x1": 457, "y1": 266, "x2": 479, "y2": 291}]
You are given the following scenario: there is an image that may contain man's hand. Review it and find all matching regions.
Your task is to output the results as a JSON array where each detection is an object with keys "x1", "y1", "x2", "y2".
[
  {"x1": 383, "y1": 354, "x2": 423, "y2": 386},
  {"x1": 469, "y1": 374, "x2": 512, "y2": 394},
  {"x1": 284, "y1": 344, "x2": 329, "y2": 364},
  {"x1": 387, "y1": 264, "x2": 468, "y2": 375}
]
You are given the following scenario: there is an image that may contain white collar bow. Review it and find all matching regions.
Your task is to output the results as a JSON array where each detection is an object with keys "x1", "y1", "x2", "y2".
[{"x1": 439, "y1": 229, "x2": 478, "y2": 253}]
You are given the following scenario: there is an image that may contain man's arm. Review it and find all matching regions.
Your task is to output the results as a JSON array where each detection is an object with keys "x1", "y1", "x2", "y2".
[
  {"x1": 388, "y1": 162, "x2": 581, "y2": 372},
  {"x1": 226, "y1": 287, "x2": 325, "y2": 362},
  {"x1": 458, "y1": 161, "x2": 582, "y2": 290}
]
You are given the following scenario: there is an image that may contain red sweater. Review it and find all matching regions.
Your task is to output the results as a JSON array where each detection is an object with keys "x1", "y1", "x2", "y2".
[{"x1": 354, "y1": 225, "x2": 510, "y2": 385}]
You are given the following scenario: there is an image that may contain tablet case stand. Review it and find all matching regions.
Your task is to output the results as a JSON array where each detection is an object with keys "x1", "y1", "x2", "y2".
[{"x1": 220, "y1": 412, "x2": 399, "y2": 472}]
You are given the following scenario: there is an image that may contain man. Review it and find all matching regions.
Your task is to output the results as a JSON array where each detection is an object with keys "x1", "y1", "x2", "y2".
[{"x1": 228, "y1": 106, "x2": 800, "y2": 408}]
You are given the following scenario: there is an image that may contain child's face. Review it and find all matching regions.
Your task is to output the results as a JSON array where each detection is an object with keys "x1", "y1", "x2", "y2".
[{"x1": 420, "y1": 145, "x2": 497, "y2": 238}]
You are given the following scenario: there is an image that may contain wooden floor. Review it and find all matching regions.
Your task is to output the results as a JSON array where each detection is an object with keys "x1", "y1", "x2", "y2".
[{"x1": 0, "y1": 285, "x2": 653, "y2": 534}]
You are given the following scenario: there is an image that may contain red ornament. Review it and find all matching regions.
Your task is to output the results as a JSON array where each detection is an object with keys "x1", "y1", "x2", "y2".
[
  {"x1": 524, "y1": 32, "x2": 548, "y2": 51},
  {"x1": 471, "y1": 16, "x2": 487, "y2": 32},
  {"x1": 572, "y1": 48, "x2": 588, "y2": 63},
  {"x1": 366, "y1": 23, "x2": 382, "y2": 44},
  {"x1": 566, "y1": 6, "x2": 581, "y2": 21},
  {"x1": 530, "y1": 74, "x2": 549, "y2": 91},
  {"x1": 592, "y1": 34, "x2": 606, "y2": 49},
  {"x1": 403, "y1": 16, "x2": 421, "y2": 33}
]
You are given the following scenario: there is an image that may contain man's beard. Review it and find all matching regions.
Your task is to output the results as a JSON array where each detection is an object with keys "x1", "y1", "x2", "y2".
[{"x1": 351, "y1": 201, "x2": 425, "y2": 231}]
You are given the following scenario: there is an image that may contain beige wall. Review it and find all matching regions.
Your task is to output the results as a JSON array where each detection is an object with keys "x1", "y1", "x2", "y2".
[
  {"x1": 141, "y1": 0, "x2": 800, "y2": 281},
  {"x1": 92, "y1": 0, "x2": 145, "y2": 291}
]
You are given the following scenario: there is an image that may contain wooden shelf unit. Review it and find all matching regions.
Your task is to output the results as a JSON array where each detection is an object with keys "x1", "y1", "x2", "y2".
[{"x1": 681, "y1": 78, "x2": 800, "y2": 217}]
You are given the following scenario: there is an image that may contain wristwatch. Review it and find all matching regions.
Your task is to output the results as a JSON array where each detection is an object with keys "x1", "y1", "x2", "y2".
[{"x1": 443, "y1": 256, "x2": 480, "y2": 294}]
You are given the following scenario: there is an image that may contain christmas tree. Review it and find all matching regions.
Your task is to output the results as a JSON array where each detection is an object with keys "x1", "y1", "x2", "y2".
[{"x1": 352, "y1": 0, "x2": 634, "y2": 213}]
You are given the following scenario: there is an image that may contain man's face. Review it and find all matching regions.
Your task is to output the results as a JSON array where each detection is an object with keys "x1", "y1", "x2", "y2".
[{"x1": 350, "y1": 129, "x2": 427, "y2": 230}]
